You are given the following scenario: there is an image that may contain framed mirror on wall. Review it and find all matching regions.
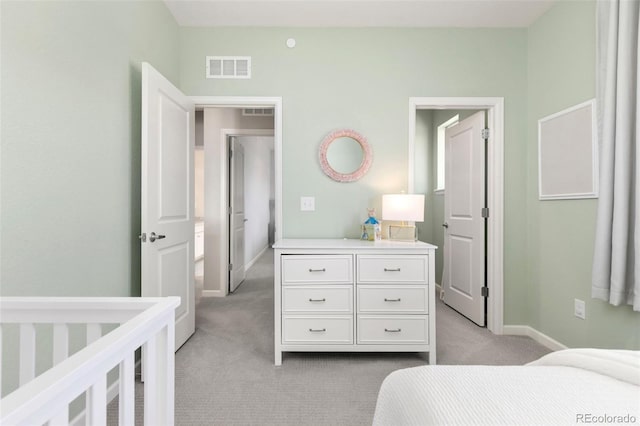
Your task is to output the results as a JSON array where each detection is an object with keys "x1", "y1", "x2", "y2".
[{"x1": 318, "y1": 129, "x2": 372, "y2": 182}]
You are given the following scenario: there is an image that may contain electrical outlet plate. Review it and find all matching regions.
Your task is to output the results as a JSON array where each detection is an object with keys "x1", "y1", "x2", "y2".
[
  {"x1": 574, "y1": 299, "x2": 586, "y2": 320},
  {"x1": 300, "y1": 196, "x2": 315, "y2": 212}
]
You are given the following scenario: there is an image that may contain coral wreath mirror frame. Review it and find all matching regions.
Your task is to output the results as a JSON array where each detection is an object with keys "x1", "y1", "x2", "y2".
[{"x1": 318, "y1": 128, "x2": 373, "y2": 182}]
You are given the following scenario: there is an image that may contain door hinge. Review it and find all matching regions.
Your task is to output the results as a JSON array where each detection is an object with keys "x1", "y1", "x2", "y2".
[
  {"x1": 481, "y1": 287, "x2": 489, "y2": 298},
  {"x1": 482, "y1": 128, "x2": 490, "y2": 140},
  {"x1": 482, "y1": 208, "x2": 490, "y2": 218},
  {"x1": 228, "y1": 206, "x2": 232, "y2": 215},
  {"x1": 228, "y1": 263, "x2": 233, "y2": 271}
]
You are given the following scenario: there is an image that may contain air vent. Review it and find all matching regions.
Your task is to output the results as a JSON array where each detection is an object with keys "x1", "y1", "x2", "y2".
[
  {"x1": 242, "y1": 108, "x2": 274, "y2": 117},
  {"x1": 206, "y1": 56, "x2": 251, "y2": 79}
]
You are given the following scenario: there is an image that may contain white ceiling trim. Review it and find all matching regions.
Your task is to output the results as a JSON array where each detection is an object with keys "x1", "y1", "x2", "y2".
[{"x1": 164, "y1": 0, "x2": 556, "y2": 28}]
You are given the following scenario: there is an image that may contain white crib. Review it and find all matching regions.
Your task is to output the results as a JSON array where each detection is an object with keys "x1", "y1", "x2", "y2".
[{"x1": 0, "y1": 297, "x2": 179, "y2": 426}]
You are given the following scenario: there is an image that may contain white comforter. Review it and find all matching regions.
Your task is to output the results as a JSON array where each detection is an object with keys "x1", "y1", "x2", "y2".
[{"x1": 373, "y1": 349, "x2": 640, "y2": 425}]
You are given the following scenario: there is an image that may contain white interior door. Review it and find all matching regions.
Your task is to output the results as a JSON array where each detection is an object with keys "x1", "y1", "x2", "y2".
[
  {"x1": 141, "y1": 62, "x2": 195, "y2": 349},
  {"x1": 442, "y1": 111, "x2": 486, "y2": 326},
  {"x1": 229, "y1": 137, "x2": 246, "y2": 292}
]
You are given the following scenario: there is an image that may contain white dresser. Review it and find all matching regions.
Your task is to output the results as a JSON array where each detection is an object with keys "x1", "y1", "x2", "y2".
[{"x1": 273, "y1": 239, "x2": 437, "y2": 365}]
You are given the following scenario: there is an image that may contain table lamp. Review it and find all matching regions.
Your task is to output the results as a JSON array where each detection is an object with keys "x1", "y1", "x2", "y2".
[{"x1": 382, "y1": 194, "x2": 425, "y2": 241}]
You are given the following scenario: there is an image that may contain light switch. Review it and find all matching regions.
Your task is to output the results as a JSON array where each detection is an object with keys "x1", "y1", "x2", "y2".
[
  {"x1": 300, "y1": 196, "x2": 315, "y2": 211},
  {"x1": 574, "y1": 299, "x2": 586, "y2": 320}
]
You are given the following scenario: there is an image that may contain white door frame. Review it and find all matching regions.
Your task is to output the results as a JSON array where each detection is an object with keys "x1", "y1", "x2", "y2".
[
  {"x1": 408, "y1": 97, "x2": 504, "y2": 334},
  {"x1": 192, "y1": 96, "x2": 282, "y2": 297}
]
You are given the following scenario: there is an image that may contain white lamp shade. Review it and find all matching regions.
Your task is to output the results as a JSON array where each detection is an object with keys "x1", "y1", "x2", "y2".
[{"x1": 382, "y1": 194, "x2": 425, "y2": 222}]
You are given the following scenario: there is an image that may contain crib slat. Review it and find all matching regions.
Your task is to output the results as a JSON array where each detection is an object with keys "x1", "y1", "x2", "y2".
[
  {"x1": 52, "y1": 323, "x2": 69, "y2": 366},
  {"x1": 86, "y1": 323, "x2": 102, "y2": 345},
  {"x1": 85, "y1": 324, "x2": 104, "y2": 426},
  {"x1": 143, "y1": 322, "x2": 175, "y2": 426},
  {"x1": 86, "y1": 376, "x2": 107, "y2": 426},
  {"x1": 163, "y1": 321, "x2": 175, "y2": 426},
  {"x1": 19, "y1": 323, "x2": 36, "y2": 386},
  {"x1": 119, "y1": 353, "x2": 135, "y2": 425},
  {"x1": 143, "y1": 335, "x2": 158, "y2": 426}
]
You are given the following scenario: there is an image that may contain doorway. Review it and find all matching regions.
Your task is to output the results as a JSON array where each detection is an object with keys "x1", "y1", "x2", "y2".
[
  {"x1": 227, "y1": 133, "x2": 275, "y2": 293},
  {"x1": 409, "y1": 97, "x2": 504, "y2": 334},
  {"x1": 192, "y1": 97, "x2": 282, "y2": 298},
  {"x1": 440, "y1": 110, "x2": 487, "y2": 326}
]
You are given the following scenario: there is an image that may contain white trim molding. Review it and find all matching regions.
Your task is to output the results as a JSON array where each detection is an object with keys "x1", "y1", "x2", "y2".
[
  {"x1": 408, "y1": 97, "x2": 505, "y2": 335},
  {"x1": 503, "y1": 325, "x2": 568, "y2": 352},
  {"x1": 202, "y1": 289, "x2": 224, "y2": 298},
  {"x1": 245, "y1": 244, "x2": 269, "y2": 272}
]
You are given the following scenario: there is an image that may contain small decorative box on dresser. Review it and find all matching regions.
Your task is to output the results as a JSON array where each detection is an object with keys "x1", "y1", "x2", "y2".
[{"x1": 273, "y1": 239, "x2": 437, "y2": 366}]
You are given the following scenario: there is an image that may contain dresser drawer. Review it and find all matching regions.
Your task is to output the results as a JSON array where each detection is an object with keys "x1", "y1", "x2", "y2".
[
  {"x1": 357, "y1": 255, "x2": 427, "y2": 284},
  {"x1": 283, "y1": 286, "x2": 353, "y2": 314},
  {"x1": 357, "y1": 315, "x2": 428, "y2": 344},
  {"x1": 357, "y1": 285, "x2": 427, "y2": 314},
  {"x1": 282, "y1": 255, "x2": 353, "y2": 285},
  {"x1": 282, "y1": 316, "x2": 353, "y2": 344}
]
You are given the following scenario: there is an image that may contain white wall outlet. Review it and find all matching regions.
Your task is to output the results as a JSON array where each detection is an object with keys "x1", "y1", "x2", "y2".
[
  {"x1": 574, "y1": 298, "x2": 586, "y2": 320},
  {"x1": 300, "y1": 196, "x2": 315, "y2": 212}
]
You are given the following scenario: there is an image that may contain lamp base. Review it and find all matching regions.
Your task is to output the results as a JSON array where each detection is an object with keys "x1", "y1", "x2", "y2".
[{"x1": 388, "y1": 224, "x2": 417, "y2": 241}]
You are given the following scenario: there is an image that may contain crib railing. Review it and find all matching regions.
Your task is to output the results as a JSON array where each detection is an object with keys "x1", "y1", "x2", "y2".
[{"x1": 0, "y1": 297, "x2": 180, "y2": 426}]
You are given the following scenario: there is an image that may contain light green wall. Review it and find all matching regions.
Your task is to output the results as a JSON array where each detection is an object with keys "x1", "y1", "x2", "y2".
[
  {"x1": 527, "y1": 0, "x2": 639, "y2": 348},
  {"x1": 2, "y1": 0, "x2": 634, "y2": 352},
  {"x1": 180, "y1": 28, "x2": 530, "y2": 321},
  {"x1": 0, "y1": 0, "x2": 180, "y2": 298}
]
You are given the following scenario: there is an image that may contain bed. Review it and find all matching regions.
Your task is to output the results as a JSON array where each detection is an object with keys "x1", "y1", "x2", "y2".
[{"x1": 373, "y1": 349, "x2": 640, "y2": 425}]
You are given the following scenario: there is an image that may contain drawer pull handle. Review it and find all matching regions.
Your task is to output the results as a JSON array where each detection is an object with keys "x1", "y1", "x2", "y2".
[
  {"x1": 309, "y1": 328, "x2": 326, "y2": 332},
  {"x1": 308, "y1": 298, "x2": 326, "y2": 302},
  {"x1": 384, "y1": 328, "x2": 402, "y2": 333},
  {"x1": 384, "y1": 298, "x2": 401, "y2": 302},
  {"x1": 384, "y1": 268, "x2": 401, "y2": 272},
  {"x1": 308, "y1": 268, "x2": 326, "y2": 272}
]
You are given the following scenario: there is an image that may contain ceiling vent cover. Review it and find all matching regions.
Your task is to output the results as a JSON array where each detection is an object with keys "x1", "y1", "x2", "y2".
[
  {"x1": 206, "y1": 56, "x2": 251, "y2": 79},
  {"x1": 242, "y1": 108, "x2": 274, "y2": 117}
]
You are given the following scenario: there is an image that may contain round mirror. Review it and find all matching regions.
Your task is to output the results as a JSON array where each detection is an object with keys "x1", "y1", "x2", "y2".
[
  {"x1": 326, "y1": 137, "x2": 364, "y2": 174},
  {"x1": 319, "y1": 129, "x2": 372, "y2": 182}
]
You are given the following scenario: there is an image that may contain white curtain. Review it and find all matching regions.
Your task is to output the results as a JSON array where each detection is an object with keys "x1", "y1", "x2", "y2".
[{"x1": 592, "y1": 0, "x2": 640, "y2": 310}]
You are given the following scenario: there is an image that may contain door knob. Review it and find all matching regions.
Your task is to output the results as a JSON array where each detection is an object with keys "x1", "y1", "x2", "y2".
[
  {"x1": 442, "y1": 222, "x2": 449, "y2": 228},
  {"x1": 149, "y1": 232, "x2": 166, "y2": 243}
]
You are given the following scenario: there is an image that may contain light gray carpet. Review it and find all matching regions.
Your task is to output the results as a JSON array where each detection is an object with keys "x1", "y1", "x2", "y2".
[
  {"x1": 111, "y1": 248, "x2": 550, "y2": 425},
  {"x1": 172, "y1": 249, "x2": 549, "y2": 425}
]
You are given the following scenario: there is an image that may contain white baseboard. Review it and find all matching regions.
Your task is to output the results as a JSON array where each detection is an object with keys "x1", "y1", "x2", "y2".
[
  {"x1": 503, "y1": 325, "x2": 568, "y2": 351},
  {"x1": 70, "y1": 360, "x2": 141, "y2": 426},
  {"x1": 434, "y1": 283, "x2": 445, "y2": 301},
  {"x1": 202, "y1": 289, "x2": 224, "y2": 298},
  {"x1": 245, "y1": 245, "x2": 269, "y2": 272},
  {"x1": 202, "y1": 245, "x2": 269, "y2": 298}
]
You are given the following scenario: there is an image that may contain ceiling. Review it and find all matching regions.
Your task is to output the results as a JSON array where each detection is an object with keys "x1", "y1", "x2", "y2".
[{"x1": 164, "y1": 0, "x2": 556, "y2": 28}]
